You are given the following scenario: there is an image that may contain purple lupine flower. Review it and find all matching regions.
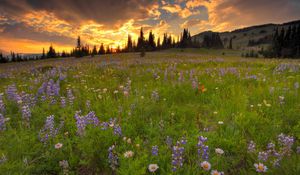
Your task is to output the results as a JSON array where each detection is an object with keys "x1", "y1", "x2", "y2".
[
  {"x1": 152, "y1": 145, "x2": 159, "y2": 156},
  {"x1": 278, "y1": 133, "x2": 294, "y2": 156},
  {"x1": 0, "y1": 94, "x2": 5, "y2": 113},
  {"x1": 0, "y1": 113, "x2": 6, "y2": 131},
  {"x1": 166, "y1": 136, "x2": 172, "y2": 148},
  {"x1": 100, "y1": 122, "x2": 109, "y2": 130},
  {"x1": 180, "y1": 136, "x2": 187, "y2": 145},
  {"x1": 60, "y1": 97, "x2": 66, "y2": 108},
  {"x1": 74, "y1": 111, "x2": 100, "y2": 136},
  {"x1": 172, "y1": 141, "x2": 185, "y2": 171},
  {"x1": 74, "y1": 111, "x2": 86, "y2": 136},
  {"x1": 266, "y1": 142, "x2": 276, "y2": 153},
  {"x1": 21, "y1": 105, "x2": 31, "y2": 128},
  {"x1": 67, "y1": 88, "x2": 75, "y2": 105},
  {"x1": 113, "y1": 125, "x2": 122, "y2": 136},
  {"x1": 248, "y1": 140, "x2": 256, "y2": 153},
  {"x1": 273, "y1": 158, "x2": 281, "y2": 167},
  {"x1": 197, "y1": 136, "x2": 209, "y2": 160},
  {"x1": 258, "y1": 151, "x2": 269, "y2": 162},
  {"x1": 85, "y1": 111, "x2": 99, "y2": 126},
  {"x1": 39, "y1": 115, "x2": 62, "y2": 143},
  {"x1": 6, "y1": 84, "x2": 18, "y2": 101},
  {"x1": 108, "y1": 145, "x2": 119, "y2": 171}
]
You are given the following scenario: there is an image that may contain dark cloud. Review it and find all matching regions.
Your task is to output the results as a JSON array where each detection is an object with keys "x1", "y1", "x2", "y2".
[
  {"x1": 0, "y1": 22, "x2": 74, "y2": 45},
  {"x1": 0, "y1": 0, "x2": 158, "y2": 26},
  {"x1": 214, "y1": 0, "x2": 300, "y2": 25}
]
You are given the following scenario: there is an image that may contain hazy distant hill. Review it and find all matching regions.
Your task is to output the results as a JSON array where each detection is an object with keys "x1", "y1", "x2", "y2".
[{"x1": 192, "y1": 19, "x2": 300, "y2": 50}]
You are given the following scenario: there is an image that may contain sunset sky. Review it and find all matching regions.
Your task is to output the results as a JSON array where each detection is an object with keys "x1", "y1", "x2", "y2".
[{"x1": 0, "y1": 0, "x2": 299, "y2": 54}]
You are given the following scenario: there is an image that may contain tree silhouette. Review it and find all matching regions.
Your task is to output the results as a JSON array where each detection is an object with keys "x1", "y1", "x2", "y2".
[
  {"x1": 91, "y1": 45, "x2": 97, "y2": 57},
  {"x1": 137, "y1": 27, "x2": 145, "y2": 51},
  {"x1": 228, "y1": 38, "x2": 233, "y2": 49},
  {"x1": 99, "y1": 43, "x2": 105, "y2": 55},
  {"x1": 180, "y1": 28, "x2": 192, "y2": 48},
  {"x1": 126, "y1": 34, "x2": 133, "y2": 52},
  {"x1": 47, "y1": 45, "x2": 56, "y2": 58},
  {"x1": 157, "y1": 37, "x2": 161, "y2": 50},
  {"x1": 148, "y1": 30, "x2": 156, "y2": 51},
  {"x1": 0, "y1": 52, "x2": 7, "y2": 63},
  {"x1": 42, "y1": 48, "x2": 46, "y2": 59}
]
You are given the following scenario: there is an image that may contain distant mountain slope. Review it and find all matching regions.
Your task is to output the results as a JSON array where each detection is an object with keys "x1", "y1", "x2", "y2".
[{"x1": 192, "y1": 20, "x2": 300, "y2": 50}]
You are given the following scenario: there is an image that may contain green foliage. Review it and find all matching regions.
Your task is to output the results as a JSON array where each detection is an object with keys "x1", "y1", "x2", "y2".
[{"x1": 0, "y1": 51, "x2": 299, "y2": 174}]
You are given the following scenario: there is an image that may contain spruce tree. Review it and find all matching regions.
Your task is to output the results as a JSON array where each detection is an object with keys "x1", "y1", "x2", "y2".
[
  {"x1": 99, "y1": 43, "x2": 105, "y2": 55},
  {"x1": 157, "y1": 37, "x2": 161, "y2": 50},
  {"x1": 91, "y1": 45, "x2": 97, "y2": 57},
  {"x1": 42, "y1": 48, "x2": 46, "y2": 59},
  {"x1": 148, "y1": 30, "x2": 156, "y2": 51},
  {"x1": 0, "y1": 52, "x2": 7, "y2": 63},
  {"x1": 296, "y1": 25, "x2": 300, "y2": 57},
  {"x1": 228, "y1": 37, "x2": 233, "y2": 49},
  {"x1": 127, "y1": 34, "x2": 133, "y2": 52},
  {"x1": 137, "y1": 27, "x2": 145, "y2": 51},
  {"x1": 47, "y1": 45, "x2": 56, "y2": 58}
]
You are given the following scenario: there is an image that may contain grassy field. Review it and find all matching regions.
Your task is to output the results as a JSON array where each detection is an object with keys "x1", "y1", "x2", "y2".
[{"x1": 0, "y1": 49, "x2": 299, "y2": 175}]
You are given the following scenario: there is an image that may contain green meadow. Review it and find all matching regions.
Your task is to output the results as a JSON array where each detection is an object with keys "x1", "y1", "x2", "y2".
[{"x1": 0, "y1": 49, "x2": 299, "y2": 175}]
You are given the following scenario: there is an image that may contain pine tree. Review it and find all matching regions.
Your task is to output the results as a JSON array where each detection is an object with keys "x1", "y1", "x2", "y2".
[
  {"x1": 11, "y1": 52, "x2": 16, "y2": 62},
  {"x1": 137, "y1": 27, "x2": 145, "y2": 51},
  {"x1": 77, "y1": 36, "x2": 81, "y2": 48},
  {"x1": 228, "y1": 37, "x2": 233, "y2": 49},
  {"x1": 61, "y1": 51, "x2": 67, "y2": 57},
  {"x1": 99, "y1": 43, "x2": 105, "y2": 55},
  {"x1": 162, "y1": 33, "x2": 168, "y2": 49},
  {"x1": 157, "y1": 37, "x2": 161, "y2": 50},
  {"x1": 180, "y1": 28, "x2": 192, "y2": 48},
  {"x1": 47, "y1": 45, "x2": 56, "y2": 58},
  {"x1": 148, "y1": 30, "x2": 156, "y2": 51},
  {"x1": 75, "y1": 36, "x2": 83, "y2": 58},
  {"x1": 106, "y1": 46, "x2": 111, "y2": 54},
  {"x1": 42, "y1": 48, "x2": 46, "y2": 59},
  {"x1": 278, "y1": 27, "x2": 285, "y2": 57},
  {"x1": 127, "y1": 34, "x2": 133, "y2": 52},
  {"x1": 296, "y1": 25, "x2": 300, "y2": 57},
  {"x1": 284, "y1": 26, "x2": 292, "y2": 49},
  {"x1": 0, "y1": 52, "x2": 7, "y2": 63},
  {"x1": 91, "y1": 45, "x2": 97, "y2": 57}
]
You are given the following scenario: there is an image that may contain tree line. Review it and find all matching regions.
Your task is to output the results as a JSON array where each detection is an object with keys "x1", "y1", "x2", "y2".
[
  {"x1": 263, "y1": 25, "x2": 300, "y2": 58},
  {"x1": 0, "y1": 27, "x2": 225, "y2": 63}
]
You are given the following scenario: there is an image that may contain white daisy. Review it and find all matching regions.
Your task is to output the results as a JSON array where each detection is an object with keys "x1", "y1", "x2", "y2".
[
  {"x1": 148, "y1": 164, "x2": 159, "y2": 172},
  {"x1": 254, "y1": 163, "x2": 267, "y2": 173},
  {"x1": 201, "y1": 161, "x2": 211, "y2": 171}
]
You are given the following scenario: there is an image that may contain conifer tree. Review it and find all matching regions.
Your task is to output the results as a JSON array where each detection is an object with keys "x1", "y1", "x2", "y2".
[
  {"x1": 127, "y1": 34, "x2": 133, "y2": 52},
  {"x1": 42, "y1": 48, "x2": 46, "y2": 59},
  {"x1": 91, "y1": 45, "x2": 97, "y2": 57},
  {"x1": 99, "y1": 43, "x2": 105, "y2": 55},
  {"x1": 228, "y1": 38, "x2": 233, "y2": 49},
  {"x1": 148, "y1": 30, "x2": 156, "y2": 51},
  {"x1": 157, "y1": 37, "x2": 161, "y2": 50},
  {"x1": 137, "y1": 27, "x2": 145, "y2": 51},
  {"x1": 47, "y1": 45, "x2": 56, "y2": 58}
]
